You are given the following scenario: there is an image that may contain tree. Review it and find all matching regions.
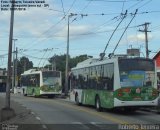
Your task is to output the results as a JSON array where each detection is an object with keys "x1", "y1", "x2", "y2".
[
  {"x1": 48, "y1": 54, "x2": 92, "y2": 71},
  {"x1": 70, "y1": 54, "x2": 93, "y2": 68},
  {"x1": 48, "y1": 54, "x2": 67, "y2": 72},
  {"x1": 19, "y1": 56, "x2": 33, "y2": 73},
  {"x1": 16, "y1": 56, "x2": 33, "y2": 80},
  {"x1": 47, "y1": 54, "x2": 92, "y2": 89}
]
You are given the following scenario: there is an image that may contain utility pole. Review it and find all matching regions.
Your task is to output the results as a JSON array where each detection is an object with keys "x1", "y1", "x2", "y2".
[
  {"x1": 65, "y1": 13, "x2": 77, "y2": 96},
  {"x1": 138, "y1": 22, "x2": 151, "y2": 58},
  {"x1": 24, "y1": 60, "x2": 26, "y2": 72},
  {"x1": 52, "y1": 60, "x2": 56, "y2": 71},
  {"x1": 15, "y1": 47, "x2": 18, "y2": 87},
  {"x1": 1, "y1": 0, "x2": 15, "y2": 121},
  {"x1": 12, "y1": 38, "x2": 17, "y2": 90}
]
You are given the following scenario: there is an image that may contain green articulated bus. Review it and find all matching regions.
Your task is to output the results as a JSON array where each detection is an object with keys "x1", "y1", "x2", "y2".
[
  {"x1": 21, "y1": 69, "x2": 62, "y2": 98},
  {"x1": 69, "y1": 57, "x2": 159, "y2": 111}
]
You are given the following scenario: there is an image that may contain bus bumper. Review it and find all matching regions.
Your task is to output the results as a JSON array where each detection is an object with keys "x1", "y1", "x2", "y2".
[{"x1": 114, "y1": 98, "x2": 159, "y2": 107}]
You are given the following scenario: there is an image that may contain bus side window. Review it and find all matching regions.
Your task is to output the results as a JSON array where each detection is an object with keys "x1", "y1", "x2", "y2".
[{"x1": 103, "y1": 64, "x2": 114, "y2": 91}]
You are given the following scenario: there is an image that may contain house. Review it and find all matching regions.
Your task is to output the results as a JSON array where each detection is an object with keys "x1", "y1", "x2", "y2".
[
  {"x1": 153, "y1": 50, "x2": 160, "y2": 89},
  {"x1": 153, "y1": 50, "x2": 160, "y2": 71}
]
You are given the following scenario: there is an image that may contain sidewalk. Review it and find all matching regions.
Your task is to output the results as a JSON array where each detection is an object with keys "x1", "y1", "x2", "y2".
[{"x1": 0, "y1": 94, "x2": 46, "y2": 130}]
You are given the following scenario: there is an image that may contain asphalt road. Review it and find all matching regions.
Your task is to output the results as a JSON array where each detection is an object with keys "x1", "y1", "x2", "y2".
[{"x1": 1, "y1": 93, "x2": 160, "y2": 130}]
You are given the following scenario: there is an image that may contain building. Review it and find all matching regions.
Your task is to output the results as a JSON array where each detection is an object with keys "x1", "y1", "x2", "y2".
[
  {"x1": 0, "y1": 68, "x2": 7, "y2": 92},
  {"x1": 153, "y1": 50, "x2": 160, "y2": 71},
  {"x1": 153, "y1": 50, "x2": 160, "y2": 89}
]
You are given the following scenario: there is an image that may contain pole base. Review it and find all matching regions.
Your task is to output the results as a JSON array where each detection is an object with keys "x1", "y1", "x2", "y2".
[{"x1": 0, "y1": 107, "x2": 15, "y2": 122}]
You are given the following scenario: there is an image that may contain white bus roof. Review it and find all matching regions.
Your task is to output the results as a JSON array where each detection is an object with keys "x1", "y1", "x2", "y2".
[
  {"x1": 72, "y1": 57, "x2": 153, "y2": 70},
  {"x1": 21, "y1": 69, "x2": 41, "y2": 75},
  {"x1": 21, "y1": 69, "x2": 61, "y2": 75},
  {"x1": 72, "y1": 57, "x2": 117, "y2": 70}
]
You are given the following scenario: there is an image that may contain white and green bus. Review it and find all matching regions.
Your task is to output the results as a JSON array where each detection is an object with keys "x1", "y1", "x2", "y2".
[
  {"x1": 69, "y1": 57, "x2": 159, "y2": 111},
  {"x1": 21, "y1": 69, "x2": 62, "y2": 98}
]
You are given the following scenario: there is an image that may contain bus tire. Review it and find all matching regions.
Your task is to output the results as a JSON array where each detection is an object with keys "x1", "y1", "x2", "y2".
[
  {"x1": 95, "y1": 96, "x2": 102, "y2": 112},
  {"x1": 75, "y1": 94, "x2": 81, "y2": 106}
]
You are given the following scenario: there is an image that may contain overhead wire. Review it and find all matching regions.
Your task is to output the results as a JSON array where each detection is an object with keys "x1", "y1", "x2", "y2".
[
  {"x1": 9, "y1": 0, "x2": 158, "y2": 62},
  {"x1": 69, "y1": 0, "x2": 150, "y2": 39},
  {"x1": 112, "y1": 9, "x2": 138, "y2": 54},
  {"x1": 42, "y1": 48, "x2": 56, "y2": 68},
  {"x1": 136, "y1": 0, "x2": 153, "y2": 10},
  {"x1": 121, "y1": 0, "x2": 126, "y2": 13},
  {"x1": 100, "y1": 10, "x2": 128, "y2": 59},
  {"x1": 126, "y1": 0, "x2": 144, "y2": 10},
  {"x1": 19, "y1": 52, "x2": 49, "y2": 60},
  {"x1": 60, "y1": 0, "x2": 66, "y2": 17},
  {"x1": 23, "y1": 0, "x2": 78, "y2": 51}
]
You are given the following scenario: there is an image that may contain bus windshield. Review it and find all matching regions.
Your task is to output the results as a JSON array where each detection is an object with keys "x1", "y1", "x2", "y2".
[
  {"x1": 42, "y1": 71, "x2": 60, "y2": 86},
  {"x1": 118, "y1": 58, "x2": 155, "y2": 87}
]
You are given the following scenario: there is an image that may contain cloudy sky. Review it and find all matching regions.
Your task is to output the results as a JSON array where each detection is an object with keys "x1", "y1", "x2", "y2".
[{"x1": 0, "y1": 0, "x2": 160, "y2": 68}]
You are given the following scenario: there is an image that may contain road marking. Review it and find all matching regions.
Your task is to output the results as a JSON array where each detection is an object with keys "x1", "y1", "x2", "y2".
[
  {"x1": 71, "y1": 122, "x2": 83, "y2": 124},
  {"x1": 90, "y1": 122, "x2": 110, "y2": 130},
  {"x1": 42, "y1": 124, "x2": 47, "y2": 129},
  {"x1": 36, "y1": 116, "x2": 41, "y2": 120},
  {"x1": 71, "y1": 122, "x2": 89, "y2": 129},
  {"x1": 31, "y1": 112, "x2": 35, "y2": 115},
  {"x1": 90, "y1": 122, "x2": 101, "y2": 124},
  {"x1": 51, "y1": 100, "x2": 128, "y2": 124}
]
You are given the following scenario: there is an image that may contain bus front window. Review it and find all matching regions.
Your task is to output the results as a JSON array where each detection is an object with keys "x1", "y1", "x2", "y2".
[
  {"x1": 118, "y1": 59, "x2": 155, "y2": 88},
  {"x1": 42, "y1": 71, "x2": 60, "y2": 86}
]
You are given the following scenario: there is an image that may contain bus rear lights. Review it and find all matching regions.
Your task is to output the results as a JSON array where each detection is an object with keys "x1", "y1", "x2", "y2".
[
  {"x1": 118, "y1": 88, "x2": 131, "y2": 93},
  {"x1": 152, "y1": 92, "x2": 157, "y2": 96},
  {"x1": 118, "y1": 93, "x2": 123, "y2": 97},
  {"x1": 123, "y1": 88, "x2": 131, "y2": 93}
]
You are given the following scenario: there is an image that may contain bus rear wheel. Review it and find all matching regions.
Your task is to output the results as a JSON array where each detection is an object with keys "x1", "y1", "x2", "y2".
[{"x1": 95, "y1": 97, "x2": 102, "y2": 112}]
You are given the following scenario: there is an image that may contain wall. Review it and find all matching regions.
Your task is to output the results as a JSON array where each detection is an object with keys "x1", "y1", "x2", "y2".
[{"x1": 155, "y1": 53, "x2": 160, "y2": 70}]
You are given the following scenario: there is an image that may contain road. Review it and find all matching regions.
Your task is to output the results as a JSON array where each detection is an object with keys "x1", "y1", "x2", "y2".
[{"x1": 1, "y1": 93, "x2": 160, "y2": 130}]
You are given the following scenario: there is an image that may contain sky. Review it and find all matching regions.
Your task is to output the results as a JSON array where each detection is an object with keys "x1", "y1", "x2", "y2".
[{"x1": 0, "y1": 0, "x2": 160, "y2": 68}]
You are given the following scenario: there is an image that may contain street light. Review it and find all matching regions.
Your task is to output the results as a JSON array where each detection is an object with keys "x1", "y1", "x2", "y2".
[{"x1": 64, "y1": 13, "x2": 77, "y2": 96}]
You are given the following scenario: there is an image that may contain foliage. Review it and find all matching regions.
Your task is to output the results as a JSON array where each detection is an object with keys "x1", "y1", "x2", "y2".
[
  {"x1": 15, "y1": 54, "x2": 92, "y2": 87},
  {"x1": 48, "y1": 54, "x2": 92, "y2": 71},
  {"x1": 16, "y1": 56, "x2": 33, "y2": 77},
  {"x1": 47, "y1": 54, "x2": 93, "y2": 86}
]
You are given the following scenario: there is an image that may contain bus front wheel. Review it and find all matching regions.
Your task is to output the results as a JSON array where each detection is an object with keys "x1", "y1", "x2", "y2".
[{"x1": 95, "y1": 97, "x2": 102, "y2": 112}]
